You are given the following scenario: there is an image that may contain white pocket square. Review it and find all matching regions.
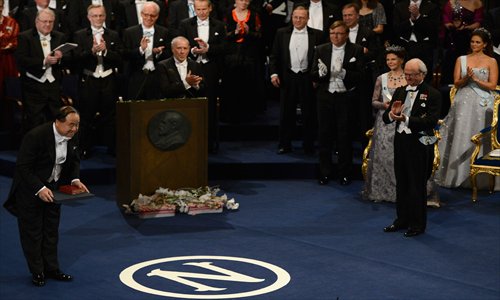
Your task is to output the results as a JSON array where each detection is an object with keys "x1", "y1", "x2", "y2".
[
  {"x1": 159, "y1": 38, "x2": 164, "y2": 42},
  {"x1": 349, "y1": 57, "x2": 356, "y2": 63},
  {"x1": 423, "y1": 37, "x2": 429, "y2": 41},
  {"x1": 362, "y1": 38, "x2": 366, "y2": 42},
  {"x1": 215, "y1": 32, "x2": 219, "y2": 36}
]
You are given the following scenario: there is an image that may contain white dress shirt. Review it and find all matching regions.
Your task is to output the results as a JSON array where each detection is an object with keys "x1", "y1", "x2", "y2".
[
  {"x1": 397, "y1": 85, "x2": 419, "y2": 134},
  {"x1": 141, "y1": 25, "x2": 155, "y2": 71},
  {"x1": 307, "y1": 1, "x2": 323, "y2": 31},
  {"x1": 175, "y1": 58, "x2": 191, "y2": 89},
  {"x1": 328, "y1": 44, "x2": 347, "y2": 93},
  {"x1": 289, "y1": 27, "x2": 309, "y2": 73},
  {"x1": 348, "y1": 24, "x2": 358, "y2": 44},
  {"x1": 48, "y1": 124, "x2": 69, "y2": 183},
  {"x1": 26, "y1": 33, "x2": 55, "y2": 83},
  {"x1": 409, "y1": 0, "x2": 422, "y2": 42}
]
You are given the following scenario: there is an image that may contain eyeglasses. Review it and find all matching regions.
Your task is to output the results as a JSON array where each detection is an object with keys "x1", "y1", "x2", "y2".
[
  {"x1": 141, "y1": 13, "x2": 158, "y2": 18},
  {"x1": 404, "y1": 72, "x2": 422, "y2": 78},
  {"x1": 36, "y1": 19, "x2": 55, "y2": 24}
]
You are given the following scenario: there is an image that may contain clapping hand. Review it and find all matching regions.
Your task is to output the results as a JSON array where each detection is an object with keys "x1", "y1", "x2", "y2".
[
  {"x1": 186, "y1": 70, "x2": 203, "y2": 87},
  {"x1": 153, "y1": 45, "x2": 164, "y2": 54},
  {"x1": 193, "y1": 37, "x2": 208, "y2": 55},
  {"x1": 318, "y1": 58, "x2": 328, "y2": 78},
  {"x1": 409, "y1": 2, "x2": 420, "y2": 20},
  {"x1": 466, "y1": 66, "x2": 475, "y2": 80},
  {"x1": 92, "y1": 37, "x2": 106, "y2": 54},
  {"x1": 389, "y1": 100, "x2": 406, "y2": 122}
]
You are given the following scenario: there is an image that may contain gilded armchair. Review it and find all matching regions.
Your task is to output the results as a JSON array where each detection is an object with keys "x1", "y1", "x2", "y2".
[{"x1": 469, "y1": 91, "x2": 500, "y2": 202}]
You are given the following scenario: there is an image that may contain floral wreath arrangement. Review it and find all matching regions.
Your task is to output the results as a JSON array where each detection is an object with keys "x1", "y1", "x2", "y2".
[{"x1": 123, "y1": 186, "x2": 239, "y2": 218}]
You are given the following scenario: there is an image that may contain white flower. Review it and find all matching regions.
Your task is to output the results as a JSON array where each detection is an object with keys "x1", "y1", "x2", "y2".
[{"x1": 199, "y1": 194, "x2": 211, "y2": 201}]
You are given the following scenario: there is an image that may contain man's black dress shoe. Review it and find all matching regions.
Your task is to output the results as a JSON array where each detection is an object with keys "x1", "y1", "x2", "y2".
[
  {"x1": 339, "y1": 177, "x2": 351, "y2": 186},
  {"x1": 46, "y1": 270, "x2": 73, "y2": 282},
  {"x1": 318, "y1": 176, "x2": 329, "y2": 185},
  {"x1": 404, "y1": 229, "x2": 424, "y2": 237},
  {"x1": 277, "y1": 147, "x2": 291, "y2": 155},
  {"x1": 383, "y1": 224, "x2": 405, "y2": 232},
  {"x1": 32, "y1": 273, "x2": 45, "y2": 287}
]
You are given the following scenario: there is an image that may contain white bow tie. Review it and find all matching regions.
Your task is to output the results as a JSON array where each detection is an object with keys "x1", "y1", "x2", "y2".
[
  {"x1": 197, "y1": 20, "x2": 208, "y2": 26},
  {"x1": 143, "y1": 30, "x2": 153, "y2": 37},
  {"x1": 56, "y1": 136, "x2": 71, "y2": 144},
  {"x1": 135, "y1": 0, "x2": 146, "y2": 3},
  {"x1": 40, "y1": 34, "x2": 51, "y2": 41},
  {"x1": 93, "y1": 29, "x2": 104, "y2": 35},
  {"x1": 332, "y1": 45, "x2": 345, "y2": 51}
]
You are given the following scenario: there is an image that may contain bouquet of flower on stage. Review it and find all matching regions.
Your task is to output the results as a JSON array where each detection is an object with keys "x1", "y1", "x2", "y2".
[{"x1": 123, "y1": 186, "x2": 239, "y2": 219}]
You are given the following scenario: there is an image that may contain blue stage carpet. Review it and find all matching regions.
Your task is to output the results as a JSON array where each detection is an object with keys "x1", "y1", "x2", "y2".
[{"x1": 0, "y1": 176, "x2": 499, "y2": 300}]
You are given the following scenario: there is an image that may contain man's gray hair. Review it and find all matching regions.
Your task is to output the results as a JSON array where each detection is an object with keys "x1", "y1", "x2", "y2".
[
  {"x1": 408, "y1": 58, "x2": 427, "y2": 75},
  {"x1": 142, "y1": 1, "x2": 160, "y2": 14},
  {"x1": 36, "y1": 8, "x2": 56, "y2": 19},
  {"x1": 171, "y1": 36, "x2": 189, "y2": 47}
]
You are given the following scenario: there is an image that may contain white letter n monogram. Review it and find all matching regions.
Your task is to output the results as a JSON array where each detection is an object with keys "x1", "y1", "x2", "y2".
[{"x1": 147, "y1": 262, "x2": 265, "y2": 292}]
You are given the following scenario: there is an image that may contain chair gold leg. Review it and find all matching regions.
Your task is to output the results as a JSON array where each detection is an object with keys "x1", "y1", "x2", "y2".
[
  {"x1": 489, "y1": 175, "x2": 494, "y2": 194},
  {"x1": 471, "y1": 174, "x2": 478, "y2": 202}
]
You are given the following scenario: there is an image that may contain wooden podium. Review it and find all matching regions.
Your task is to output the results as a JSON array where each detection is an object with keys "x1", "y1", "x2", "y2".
[{"x1": 116, "y1": 98, "x2": 208, "y2": 207}]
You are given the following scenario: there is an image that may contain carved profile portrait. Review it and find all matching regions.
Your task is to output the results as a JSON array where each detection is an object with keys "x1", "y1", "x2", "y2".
[{"x1": 148, "y1": 110, "x2": 191, "y2": 151}]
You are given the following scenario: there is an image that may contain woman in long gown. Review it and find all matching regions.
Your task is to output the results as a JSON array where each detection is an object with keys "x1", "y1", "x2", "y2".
[
  {"x1": 0, "y1": 0, "x2": 19, "y2": 98},
  {"x1": 0, "y1": 0, "x2": 19, "y2": 129},
  {"x1": 220, "y1": 0, "x2": 265, "y2": 123},
  {"x1": 363, "y1": 46, "x2": 406, "y2": 202},
  {"x1": 436, "y1": 28, "x2": 498, "y2": 188}
]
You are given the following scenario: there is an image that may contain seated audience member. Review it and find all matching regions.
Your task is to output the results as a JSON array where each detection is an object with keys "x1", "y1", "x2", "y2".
[
  {"x1": 436, "y1": 28, "x2": 498, "y2": 188},
  {"x1": 158, "y1": 36, "x2": 205, "y2": 98}
]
